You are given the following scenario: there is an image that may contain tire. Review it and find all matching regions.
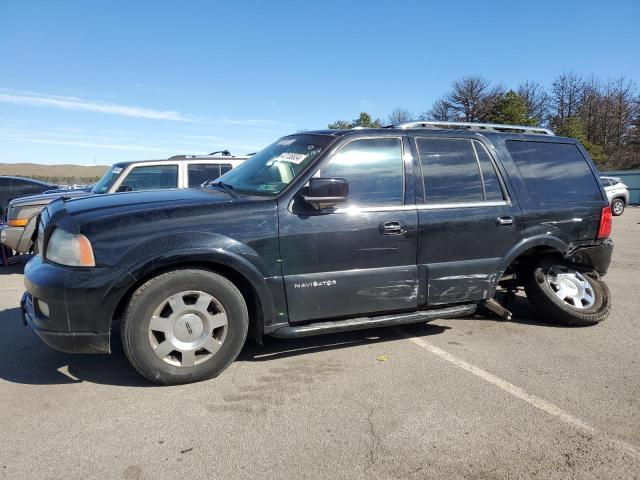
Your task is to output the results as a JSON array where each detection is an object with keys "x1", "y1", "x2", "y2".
[
  {"x1": 611, "y1": 198, "x2": 625, "y2": 216},
  {"x1": 523, "y1": 257, "x2": 611, "y2": 326},
  {"x1": 121, "y1": 268, "x2": 248, "y2": 385}
]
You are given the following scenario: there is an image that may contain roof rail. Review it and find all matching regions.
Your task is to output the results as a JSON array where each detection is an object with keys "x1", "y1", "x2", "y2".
[{"x1": 392, "y1": 121, "x2": 554, "y2": 136}]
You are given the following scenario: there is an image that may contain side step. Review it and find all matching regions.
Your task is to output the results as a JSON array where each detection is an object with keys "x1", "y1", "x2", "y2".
[{"x1": 270, "y1": 304, "x2": 477, "y2": 338}]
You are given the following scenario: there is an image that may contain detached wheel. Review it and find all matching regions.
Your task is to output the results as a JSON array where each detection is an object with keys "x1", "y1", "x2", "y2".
[
  {"x1": 121, "y1": 269, "x2": 248, "y2": 385},
  {"x1": 611, "y1": 198, "x2": 625, "y2": 216},
  {"x1": 523, "y1": 258, "x2": 611, "y2": 326}
]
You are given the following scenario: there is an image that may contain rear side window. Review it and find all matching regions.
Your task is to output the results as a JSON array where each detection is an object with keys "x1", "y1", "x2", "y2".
[
  {"x1": 318, "y1": 137, "x2": 404, "y2": 206},
  {"x1": 188, "y1": 163, "x2": 232, "y2": 187},
  {"x1": 10, "y1": 179, "x2": 45, "y2": 197},
  {"x1": 506, "y1": 141, "x2": 601, "y2": 203},
  {"x1": 120, "y1": 165, "x2": 178, "y2": 191},
  {"x1": 416, "y1": 138, "x2": 505, "y2": 204}
]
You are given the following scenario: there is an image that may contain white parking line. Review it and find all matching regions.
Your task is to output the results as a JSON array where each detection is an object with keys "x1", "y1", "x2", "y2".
[{"x1": 398, "y1": 330, "x2": 640, "y2": 458}]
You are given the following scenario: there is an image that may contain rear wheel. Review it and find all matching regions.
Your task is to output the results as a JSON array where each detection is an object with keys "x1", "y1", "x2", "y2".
[
  {"x1": 523, "y1": 257, "x2": 611, "y2": 326},
  {"x1": 121, "y1": 268, "x2": 248, "y2": 385},
  {"x1": 611, "y1": 198, "x2": 625, "y2": 216}
]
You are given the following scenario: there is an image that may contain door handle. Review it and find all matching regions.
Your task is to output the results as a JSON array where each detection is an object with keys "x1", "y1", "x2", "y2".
[
  {"x1": 496, "y1": 216, "x2": 514, "y2": 226},
  {"x1": 380, "y1": 221, "x2": 406, "y2": 235}
]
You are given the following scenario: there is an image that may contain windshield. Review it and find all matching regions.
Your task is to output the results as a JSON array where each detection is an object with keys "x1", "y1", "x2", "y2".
[
  {"x1": 213, "y1": 134, "x2": 334, "y2": 196},
  {"x1": 92, "y1": 164, "x2": 125, "y2": 194}
]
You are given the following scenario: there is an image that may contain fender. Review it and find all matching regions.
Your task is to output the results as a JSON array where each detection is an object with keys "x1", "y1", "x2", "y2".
[
  {"x1": 483, "y1": 234, "x2": 568, "y2": 298},
  {"x1": 95, "y1": 231, "x2": 285, "y2": 334},
  {"x1": 497, "y1": 234, "x2": 569, "y2": 273}
]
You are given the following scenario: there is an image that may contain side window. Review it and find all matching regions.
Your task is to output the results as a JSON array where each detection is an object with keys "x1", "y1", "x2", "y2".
[
  {"x1": 318, "y1": 138, "x2": 404, "y2": 206},
  {"x1": 10, "y1": 179, "x2": 39, "y2": 197},
  {"x1": 417, "y1": 138, "x2": 484, "y2": 203},
  {"x1": 474, "y1": 142, "x2": 505, "y2": 201},
  {"x1": 220, "y1": 164, "x2": 232, "y2": 176},
  {"x1": 506, "y1": 141, "x2": 601, "y2": 203},
  {"x1": 120, "y1": 165, "x2": 179, "y2": 191},
  {"x1": 188, "y1": 164, "x2": 222, "y2": 187}
]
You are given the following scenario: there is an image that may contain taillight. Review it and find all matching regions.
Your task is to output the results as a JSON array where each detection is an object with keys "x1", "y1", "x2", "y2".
[{"x1": 597, "y1": 206, "x2": 612, "y2": 239}]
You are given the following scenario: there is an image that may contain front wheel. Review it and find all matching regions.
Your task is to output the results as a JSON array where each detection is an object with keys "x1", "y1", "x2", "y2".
[
  {"x1": 121, "y1": 268, "x2": 248, "y2": 385},
  {"x1": 523, "y1": 258, "x2": 611, "y2": 326},
  {"x1": 611, "y1": 198, "x2": 625, "y2": 216}
]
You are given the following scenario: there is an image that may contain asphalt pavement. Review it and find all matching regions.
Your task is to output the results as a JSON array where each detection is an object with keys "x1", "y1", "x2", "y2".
[{"x1": 1, "y1": 208, "x2": 639, "y2": 479}]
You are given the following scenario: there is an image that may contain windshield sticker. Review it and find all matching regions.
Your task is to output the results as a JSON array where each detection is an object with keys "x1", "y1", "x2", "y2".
[
  {"x1": 273, "y1": 152, "x2": 307, "y2": 164},
  {"x1": 257, "y1": 184, "x2": 280, "y2": 192},
  {"x1": 277, "y1": 138, "x2": 297, "y2": 146},
  {"x1": 112, "y1": 167, "x2": 123, "y2": 174}
]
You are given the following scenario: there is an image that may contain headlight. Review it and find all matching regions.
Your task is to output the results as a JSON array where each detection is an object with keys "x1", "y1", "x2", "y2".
[{"x1": 46, "y1": 228, "x2": 95, "y2": 267}]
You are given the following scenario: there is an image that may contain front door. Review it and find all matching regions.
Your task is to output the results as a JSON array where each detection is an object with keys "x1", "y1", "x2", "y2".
[
  {"x1": 412, "y1": 135, "x2": 523, "y2": 305},
  {"x1": 278, "y1": 136, "x2": 419, "y2": 323}
]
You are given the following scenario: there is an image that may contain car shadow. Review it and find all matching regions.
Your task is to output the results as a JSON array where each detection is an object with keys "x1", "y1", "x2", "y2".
[
  {"x1": 238, "y1": 322, "x2": 451, "y2": 363},
  {"x1": 0, "y1": 306, "x2": 450, "y2": 387},
  {"x1": 497, "y1": 294, "x2": 596, "y2": 328}
]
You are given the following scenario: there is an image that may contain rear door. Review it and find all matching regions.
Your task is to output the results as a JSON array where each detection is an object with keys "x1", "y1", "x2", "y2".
[
  {"x1": 412, "y1": 134, "x2": 523, "y2": 305},
  {"x1": 278, "y1": 135, "x2": 419, "y2": 322}
]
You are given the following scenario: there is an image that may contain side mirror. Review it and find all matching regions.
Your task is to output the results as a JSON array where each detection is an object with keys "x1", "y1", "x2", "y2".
[
  {"x1": 302, "y1": 178, "x2": 348, "y2": 209},
  {"x1": 117, "y1": 185, "x2": 133, "y2": 193}
]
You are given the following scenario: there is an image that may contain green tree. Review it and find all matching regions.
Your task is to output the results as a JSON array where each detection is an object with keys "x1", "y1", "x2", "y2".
[
  {"x1": 488, "y1": 90, "x2": 537, "y2": 126},
  {"x1": 556, "y1": 117, "x2": 607, "y2": 166},
  {"x1": 328, "y1": 112, "x2": 382, "y2": 129}
]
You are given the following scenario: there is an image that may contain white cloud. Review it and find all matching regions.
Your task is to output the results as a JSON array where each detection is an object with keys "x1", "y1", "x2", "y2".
[
  {"x1": 0, "y1": 89, "x2": 294, "y2": 128},
  {"x1": 0, "y1": 89, "x2": 194, "y2": 122}
]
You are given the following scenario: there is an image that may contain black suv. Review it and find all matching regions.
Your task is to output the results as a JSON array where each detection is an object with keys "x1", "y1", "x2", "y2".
[{"x1": 21, "y1": 121, "x2": 613, "y2": 385}]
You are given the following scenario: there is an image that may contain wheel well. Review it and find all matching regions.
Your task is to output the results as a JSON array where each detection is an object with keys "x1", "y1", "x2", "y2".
[
  {"x1": 111, "y1": 261, "x2": 264, "y2": 342},
  {"x1": 611, "y1": 196, "x2": 626, "y2": 204},
  {"x1": 502, "y1": 246, "x2": 562, "y2": 285}
]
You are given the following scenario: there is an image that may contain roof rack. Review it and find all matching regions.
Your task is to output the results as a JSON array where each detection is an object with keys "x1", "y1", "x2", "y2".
[{"x1": 392, "y1": 121, "x2": 554, "y2": 136}]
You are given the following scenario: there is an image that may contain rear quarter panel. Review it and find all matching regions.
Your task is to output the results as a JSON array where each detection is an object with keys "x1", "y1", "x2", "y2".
[{"x1": 489, "y1": 135, "x2": 608, "y2": 245}]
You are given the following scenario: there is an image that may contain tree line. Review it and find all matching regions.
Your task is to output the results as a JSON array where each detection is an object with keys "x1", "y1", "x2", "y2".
[{"x1": 328, "y1": 73, "x2": 640, "y2": 170}]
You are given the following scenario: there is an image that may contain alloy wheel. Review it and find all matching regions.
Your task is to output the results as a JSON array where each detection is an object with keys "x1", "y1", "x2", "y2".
[
  {"x1": 147, "y1": 290, "x2": 228, "y2": 367},
  {"x1": 545, "y1": 265, "x2": 595, "y2": 309}
]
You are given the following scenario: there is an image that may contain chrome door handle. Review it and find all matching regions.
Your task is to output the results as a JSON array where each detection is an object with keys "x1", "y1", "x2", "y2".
[
  {"x1": 497, "y1": 216, "x2": 514, "y2": 226},
  {"x1": 381, "y1": 221, "x2": 406, "y2": 235}
]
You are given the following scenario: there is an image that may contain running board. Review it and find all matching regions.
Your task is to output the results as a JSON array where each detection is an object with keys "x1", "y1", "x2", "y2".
[{"x1": 270, "y1": 304, "x2": 477, "y2": 338}]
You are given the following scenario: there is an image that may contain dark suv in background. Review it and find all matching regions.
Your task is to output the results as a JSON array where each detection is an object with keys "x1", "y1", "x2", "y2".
[
  {"x1": 0, "y1": 176, "x2": 56, "y2": 211},
  {"x1": 21, "y1": 121, "x2": 613, "y2": 384}
]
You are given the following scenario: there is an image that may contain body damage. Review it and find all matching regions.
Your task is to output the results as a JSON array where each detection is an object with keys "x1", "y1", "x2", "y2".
[{"x1": 22, "y1": 128, "x2": 613, "y2": 356}]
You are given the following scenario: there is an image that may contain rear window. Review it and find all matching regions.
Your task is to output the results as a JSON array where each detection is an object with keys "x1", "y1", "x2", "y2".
[{"x1": 506, "y1": 141, "x2": 601, "y2": 203}]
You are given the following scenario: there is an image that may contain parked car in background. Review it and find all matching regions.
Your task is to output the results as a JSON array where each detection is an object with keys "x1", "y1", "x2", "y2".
[
  {"x1": 1, "y1": 153, "x2": 247, "y2": 253},
  {"x1": 0, "y1": 176, "x2": 57, "y2": 212},
  {"x1": 600, "y1": 176, "x2": 629, "y2": 216},
  {"x1": 20, "y1": 121, "x2": 613, "y2": 385}
]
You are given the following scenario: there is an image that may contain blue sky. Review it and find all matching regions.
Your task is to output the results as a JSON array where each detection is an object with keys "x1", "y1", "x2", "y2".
[{"x1": 1, "y1": 0, "x2": 638, "y2": 165}]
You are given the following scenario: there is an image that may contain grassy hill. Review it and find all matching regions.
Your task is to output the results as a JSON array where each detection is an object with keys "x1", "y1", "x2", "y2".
[{"x1": 0, "y1": 163, "x2": 110, "y2": 185}]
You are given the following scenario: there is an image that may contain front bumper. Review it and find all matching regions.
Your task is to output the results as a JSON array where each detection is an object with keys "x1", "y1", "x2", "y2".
[
  {"x1": 21, "y1": 292, "x2": 110, "y2": 353},
  {"x1": 21, "y1": 255, "x2": 123, "y2": 354}
]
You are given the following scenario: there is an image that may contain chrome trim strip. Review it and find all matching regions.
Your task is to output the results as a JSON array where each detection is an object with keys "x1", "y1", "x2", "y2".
[{"x1": 334, "y1": 201, "x2": 509, "y2": 213}]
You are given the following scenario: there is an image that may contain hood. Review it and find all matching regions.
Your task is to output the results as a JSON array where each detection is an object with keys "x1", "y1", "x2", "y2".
[
  {"x1": 46, "y1": 187, "x2": 259, "y2": 233},
  {"x1": 9, "y1": 189, "x2": 94, "y2": 208}
]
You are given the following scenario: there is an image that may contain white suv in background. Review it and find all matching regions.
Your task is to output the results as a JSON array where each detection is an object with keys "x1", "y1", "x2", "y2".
[
  {"x1": 1, "y1": 152, "x2": 248, "y2": 253},
  {"x1": 600, "y1": 176, "x2": 630, "y2": 216}
]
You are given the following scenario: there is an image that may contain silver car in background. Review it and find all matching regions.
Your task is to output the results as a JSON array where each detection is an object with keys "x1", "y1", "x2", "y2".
[{"x1": 600, "y1": 176, "x2": 630, "y2": 216}]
